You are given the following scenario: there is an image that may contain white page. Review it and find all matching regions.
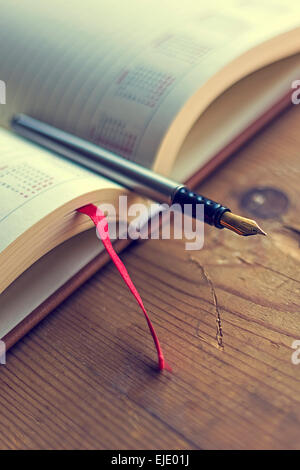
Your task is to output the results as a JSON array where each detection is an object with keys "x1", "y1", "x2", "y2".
[
  {"x1": 172, "y1": 54, "x2": 300, "y2": 181},
  {"x1": 0, "y1": 0, "x2": 299, "y2": 170},
  {"x1": 0, "y1": 229, "x2": 103, "y2": 337},
  {"x1": 0, "y1": 129, "x2": 120, "y2": 253}
]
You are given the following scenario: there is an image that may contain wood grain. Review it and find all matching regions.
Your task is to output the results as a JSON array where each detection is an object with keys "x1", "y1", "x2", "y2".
[{"x1": 0, "y1": 105, "x2": 299, "y2": 450}]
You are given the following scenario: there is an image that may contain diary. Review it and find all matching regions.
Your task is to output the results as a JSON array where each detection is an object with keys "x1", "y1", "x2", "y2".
[{"x1": 0, "y1": 0, "x2": 299, "y2": 347}]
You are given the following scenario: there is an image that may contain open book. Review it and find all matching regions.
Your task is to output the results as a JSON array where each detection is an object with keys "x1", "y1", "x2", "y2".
[{"x1": 0, "y1": 0, "x2": 299, "y2": 346}]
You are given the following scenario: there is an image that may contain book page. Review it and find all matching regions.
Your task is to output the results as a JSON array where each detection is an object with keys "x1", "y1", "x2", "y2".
[
  {"x1": 0, "y1": 229, "x2": 104, "y2": 338},
  {"x1": 172, "y1": 53, "x2": 300, "y2": 181},
  {"x1": 0, "y1": 129, "x2": 120, "y2": 254},
  {"x1": 0, "y1": 0, "x2": 299, "y2": 170}
]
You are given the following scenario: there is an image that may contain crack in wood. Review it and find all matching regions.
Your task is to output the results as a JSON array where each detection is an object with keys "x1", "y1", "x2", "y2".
[{"x1": 188, "y1": 256, "x2": 224, "y2": 350}]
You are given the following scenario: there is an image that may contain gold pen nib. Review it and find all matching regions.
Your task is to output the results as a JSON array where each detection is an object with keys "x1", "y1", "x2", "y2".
[{"x1": 220, "y1": 211, "x2": 267, "y2": 237}]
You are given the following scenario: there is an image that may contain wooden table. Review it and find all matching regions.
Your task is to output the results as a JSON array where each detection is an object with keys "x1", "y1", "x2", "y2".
[{"x1": 1, "y1": 105, "x2": 299, "y2": 450}]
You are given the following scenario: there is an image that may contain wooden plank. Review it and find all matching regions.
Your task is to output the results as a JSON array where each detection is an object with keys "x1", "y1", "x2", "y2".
[{"x1": 0, "y1": 105, "x2": 299, "y2": 449}]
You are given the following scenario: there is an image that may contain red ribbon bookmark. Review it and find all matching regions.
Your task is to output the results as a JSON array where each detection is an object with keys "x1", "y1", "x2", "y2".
[{"x1": 77, "y1": 204, "x2": 171, "y2": 372}]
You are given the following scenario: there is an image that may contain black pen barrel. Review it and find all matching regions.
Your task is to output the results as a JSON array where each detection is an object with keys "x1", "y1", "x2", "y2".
[
  {"x1": 12, "y1": 114, "x2": 180, "y2": 204},
  {"x1": 172, "y1": 186, "x2": 230, "y2": 228},
  {"x1": 12, "y1": 114, "x2": 230, "y2": 229}
]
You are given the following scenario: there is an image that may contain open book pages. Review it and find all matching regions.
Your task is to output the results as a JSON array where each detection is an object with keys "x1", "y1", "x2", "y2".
[
  {"x1": 173, "y1": 53, "x2": 300, "y2": 181},
  {"x1": 0, "y1": 128, "x2": 132, "y2": 295},
  {"x1": 0, "y1": 0, "x2": 299, "y2": 181},
  {"x1": 0, "y1": 229, "x2": 103, "y2": 338},
  {"x1": 0, "y1": 0, "x2": 299, "y2": 339}
]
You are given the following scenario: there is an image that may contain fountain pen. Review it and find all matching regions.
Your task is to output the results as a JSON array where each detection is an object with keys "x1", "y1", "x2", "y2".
[{"x1": 12, "y1": 114, "x2": 266, "y2": 237}]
